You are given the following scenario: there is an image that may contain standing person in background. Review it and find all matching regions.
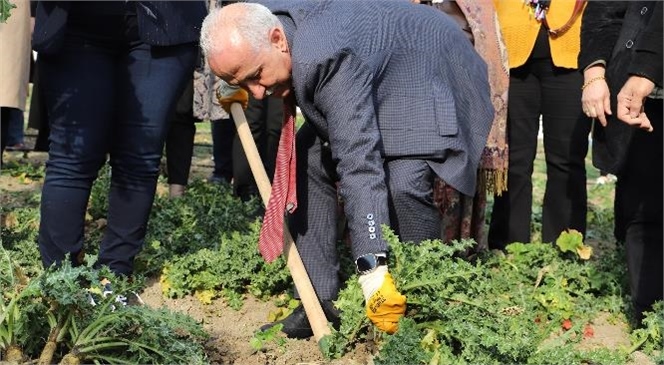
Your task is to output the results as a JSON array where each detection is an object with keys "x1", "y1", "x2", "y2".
[
  {"x1": 578, "y1": 1, "x2": 662, "y2": 325},
  {"x1": 193, "y1": 63, "x2": 236, "y2": 185},
  {"x1": 35, "y1": 2, "x2": 206, "y2": 292},
  {"x1": 426, "y1": 0, "x2": 509, "y2": 253},
  {"x1": 489, "y1": 0, "x2": 590, "y2": 249},
  {"x1": 0, "y1": 0, "x2": 30, "y2": 163},
  {"x1": 193, "y1": 0, "x2": 237, "y2": 186},
  {"x1": 194, "y1": 0, "x2": 282, "y2": 202}
]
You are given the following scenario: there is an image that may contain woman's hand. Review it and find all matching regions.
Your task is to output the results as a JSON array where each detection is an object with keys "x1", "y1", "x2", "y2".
[{"x1": 581, "y1": 65, "x2": 611, "y2": 126}]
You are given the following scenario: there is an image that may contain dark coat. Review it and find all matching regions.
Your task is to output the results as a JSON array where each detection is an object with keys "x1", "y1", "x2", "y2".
[
  {"x1": 263, "y1": 0, "x2": 494, "y2": 251},
  {"x1": 32, "y1": 1, "x2": 207, "y2": 54},
  {"x1": 579, "y1": 1, "x2": 663, "y2": 174}
]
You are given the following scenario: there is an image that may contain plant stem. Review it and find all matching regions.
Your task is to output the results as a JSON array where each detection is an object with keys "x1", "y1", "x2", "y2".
[
  {"x1": 626, "y1": 334, "x2": 649, "y2": 354},
  {"x1": 76, "y1": 341, "x2": 128, "y2": 354},
  {"x1": 401, "y1": 273, "x2": 474, "y2": 291}
]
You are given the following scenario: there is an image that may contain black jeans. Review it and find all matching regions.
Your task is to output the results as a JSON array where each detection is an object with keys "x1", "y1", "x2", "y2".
[
  {"x1": 38, "y1": 18, "x2": 197, "y2": 275},
  {"x1": 489, "y1": 55, "x2": 591, "y2": 248}
]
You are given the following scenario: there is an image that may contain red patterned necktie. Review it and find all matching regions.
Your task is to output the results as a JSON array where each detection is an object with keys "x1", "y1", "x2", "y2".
[{"x1": 258, "y1": 94, "x2": 297, "y2": 262}]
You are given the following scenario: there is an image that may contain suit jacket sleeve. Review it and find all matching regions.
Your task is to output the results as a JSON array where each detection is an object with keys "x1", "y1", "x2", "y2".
[
  {"x1": 628, "y1": 2, "x2": 663, "y2": 86},
  {"x1": 302, "y1": 50, "x2": 390, "y2": 254},
  {"x1": 578, "y1": 1, "x2": 628, "y2": 70}
]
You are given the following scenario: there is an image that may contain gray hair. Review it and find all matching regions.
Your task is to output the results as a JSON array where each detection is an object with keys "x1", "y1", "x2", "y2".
[{"x1": 200, "y1": 3, "x2": 282, "y2": 57}]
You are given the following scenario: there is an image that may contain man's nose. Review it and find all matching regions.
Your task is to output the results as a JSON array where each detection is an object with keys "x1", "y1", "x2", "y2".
[{"x1": 247, "y1": 84, "x2": 265, "y2": 100}]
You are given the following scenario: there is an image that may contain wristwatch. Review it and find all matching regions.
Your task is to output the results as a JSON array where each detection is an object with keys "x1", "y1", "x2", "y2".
[{"x1": 355, "y1": 252, "x2": 388, "y2": 275}]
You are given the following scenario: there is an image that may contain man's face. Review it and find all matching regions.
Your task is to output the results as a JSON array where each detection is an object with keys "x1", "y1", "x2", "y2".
[{"x1": 208, "y1": 27, "x2": 292, "y2": 100}]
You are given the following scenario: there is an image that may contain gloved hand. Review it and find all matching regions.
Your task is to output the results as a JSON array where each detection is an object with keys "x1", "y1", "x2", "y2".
[
  {"x1": 358, "y1": 266, "x2": 406, "y2": 334},
  {"x1": 215, "y1": 83, "x2": 249, "y2": 114}
]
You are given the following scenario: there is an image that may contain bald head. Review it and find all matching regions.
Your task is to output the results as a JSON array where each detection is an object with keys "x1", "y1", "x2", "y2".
[
  {"x1": 200, "y1": 3, "x2": 294, "y2": 100},
  {"x1": 200, "y1": 3, "x2": 282, "y2": 58}
]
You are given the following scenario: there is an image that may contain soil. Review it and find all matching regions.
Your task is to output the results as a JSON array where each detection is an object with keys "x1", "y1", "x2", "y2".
[
  {"x1": 0, "y1": 132, "x2": 656, "y2": 365},
  {"x1": 139, "y1": 277, "x2": 374, "y2": 365}
]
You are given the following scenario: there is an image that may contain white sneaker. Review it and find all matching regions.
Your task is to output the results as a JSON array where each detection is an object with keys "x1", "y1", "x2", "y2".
[{"x1": 595, "y1": 174, "x2": 617, "y2": 185}]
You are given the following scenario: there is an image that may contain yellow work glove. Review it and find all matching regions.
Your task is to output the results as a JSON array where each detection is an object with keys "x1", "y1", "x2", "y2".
[
  {"x1": 359, "y1": 266, "x2": 406, "y2": 334},
  {"x1": 215, "y1": 83, "x2": 249, "y2": 114}
]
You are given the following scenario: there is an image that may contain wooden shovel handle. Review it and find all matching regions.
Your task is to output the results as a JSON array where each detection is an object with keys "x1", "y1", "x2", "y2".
[{"x1": 229, "y1": 103, "x2": 332, "y2": 344}]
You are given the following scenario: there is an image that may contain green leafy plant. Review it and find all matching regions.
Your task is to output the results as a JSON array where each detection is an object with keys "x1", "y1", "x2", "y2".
[
  {"x1": 325, "y1": 226, "x2": 627, "y2": 364},
  {"x1": 0, "y1": 206, "x2": 43, "y2": 278},
  {"x1": 556, "y1": 229, "x2": 592, "y2": 260},
  {"x1": 137, "y1": 179, "x2": 262, "y2": 275},
  {"x1": 87, "y1": 163, "x2": 111, "y2": 220},
  {"x1": 160, "y1": 221, "x2": 290, "y2": 309},
  {"x1": 628, "y1": 302, "x2": 663, "y2": 357},
  {"x1": 0, "y1": 249, "x2": 210, "y2": 364},
  {"x1": 0, "y1": 249, "x2": 45, "y2": 363},
  {"x1": 250, "y1": 323, "x2": 286, "y2": 352},
  {"x1": 0, "y1": 0, "x2": 15, "y2": 23}
]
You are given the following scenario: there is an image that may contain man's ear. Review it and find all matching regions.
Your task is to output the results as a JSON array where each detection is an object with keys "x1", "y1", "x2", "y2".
[{"x1": 269, "y1": 27, "x2": 288, "y2": 52}]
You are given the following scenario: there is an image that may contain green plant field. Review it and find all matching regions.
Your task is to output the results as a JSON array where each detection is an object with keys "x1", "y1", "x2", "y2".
[{"x1": 0, "y1": 128, "x2": 661, "y2": 364}]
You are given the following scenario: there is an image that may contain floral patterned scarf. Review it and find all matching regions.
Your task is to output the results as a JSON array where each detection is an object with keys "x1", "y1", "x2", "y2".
[{"x1": 454, "y1": 0, "x2": 510, "y2": 195}]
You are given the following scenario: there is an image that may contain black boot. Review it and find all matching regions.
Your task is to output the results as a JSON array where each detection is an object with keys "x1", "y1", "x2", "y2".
[{"x1": 260, "y1": 300, "x2": 340, "y2": 339}]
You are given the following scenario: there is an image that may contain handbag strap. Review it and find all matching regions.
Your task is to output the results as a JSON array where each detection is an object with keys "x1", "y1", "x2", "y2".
[{"x1": 542, "y1": 0, "x2": 586, "y2": 38}]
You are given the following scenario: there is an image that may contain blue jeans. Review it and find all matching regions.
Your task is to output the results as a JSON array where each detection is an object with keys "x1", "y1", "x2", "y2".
[{"x1": 38, "y1": 30, "x2": 197, "y2": 275}]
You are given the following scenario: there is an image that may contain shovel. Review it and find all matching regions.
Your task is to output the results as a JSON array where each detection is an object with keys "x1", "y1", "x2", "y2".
[{"x1": 228, "y1": 102, "x2": 332, "y2": 345}]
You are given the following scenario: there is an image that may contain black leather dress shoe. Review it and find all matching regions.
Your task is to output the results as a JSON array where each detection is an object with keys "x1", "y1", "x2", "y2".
[{"x1": 260, "y1": 300, "x2": 340, "y2": 339}]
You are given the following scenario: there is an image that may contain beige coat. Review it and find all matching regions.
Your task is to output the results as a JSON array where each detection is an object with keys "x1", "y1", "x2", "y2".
[{"x1": 0, "y1": 0, "x2": 31, "y2": 110}]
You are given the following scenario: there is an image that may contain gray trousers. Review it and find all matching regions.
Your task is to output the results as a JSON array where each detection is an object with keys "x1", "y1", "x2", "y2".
[{"x1": 288, "y1": 124, "x2": 441, "y2": 300}]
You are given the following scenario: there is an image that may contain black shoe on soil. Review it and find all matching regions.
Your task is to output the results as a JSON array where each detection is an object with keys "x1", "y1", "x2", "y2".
[{"x1": 260, "y1": 300, "x2": 340, "y2": 339}]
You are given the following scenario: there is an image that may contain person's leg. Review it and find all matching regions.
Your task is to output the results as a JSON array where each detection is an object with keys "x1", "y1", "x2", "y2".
[
  {"x1": 263, "y1": 123, "x2": 340, "y2": 339},
  {"x1": 263, "y1": 95, "x2": 284, "y2": 180},
  {"x1": 384, "y1": 159, "x2": 440, "y2": 245},
  {"x1": 165, "y1": 80, "x2": 196, "y2": 197},
  {"x1": 616, "y1": 99, "x2": 663, "y2": 325},
  {"x1": 488, "y1": 62, "x2": 542, "y2": 249},
  {"x1": 210, "y1": 118, "x2": 235, "y2": 183},
  {"x1": 1, "y1": 107, "x2": 10, "y2": 160},
  {"x1": 29, "y1": 58, "x2": 51, "y2": 152},
  {"x1": 289, "y1": 123, "x2": 342, "y2": 301},
  {"x1": 99, "y1": 41, "x2": 197, "y2": 275},
  {"x1": 539, "y1": 64, "x2": 590, "y2": 242},
  {"x1": 38, "y1": 42, "x2": 116, "y2": 269},
  {"x1": 6, "y1": 108, "x2": 25, "y2": 148},
  {"x1": 232, "y1": 95, "x2": 265, "y2": 200}
]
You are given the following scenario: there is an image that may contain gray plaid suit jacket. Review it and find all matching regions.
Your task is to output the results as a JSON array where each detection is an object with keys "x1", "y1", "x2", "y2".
[{"x1": 265, "y1": 0, "x2": 493, "y2": 252}]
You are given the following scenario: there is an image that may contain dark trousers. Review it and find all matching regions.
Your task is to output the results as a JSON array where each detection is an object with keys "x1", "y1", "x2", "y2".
[
  {"x1": 29, "y1": 57, "x2": 51, "y2": 152},
  {"x1": 1, "y1": 107, "x2": 11, "y2": 160},
  {"x1": 290, "y1": 124, "x2": 441, "y2": 300},
  {"x1": 166, "y1": 80, "x2": 197, "y2": 186},
  {"x1": 231, "y1": 95, "x2": 283, "y2": 200},
  {"x1": 211, "y1": 118, "x2": 235, "y2": 182},
  {"x1": 38, "y1": 30, "x2": 197, "y2": 275},
  {"x1": 616, "y1": 99, "x2": 663, "y2": 323},
  {"x1": 489, "y1": 55, "x2": 590, "y2": 248}
]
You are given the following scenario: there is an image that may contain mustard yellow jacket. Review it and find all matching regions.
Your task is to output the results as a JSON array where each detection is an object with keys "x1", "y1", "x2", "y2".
[{"x1": 493, "y1": 0, "x2": 584, "y2": 69}]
